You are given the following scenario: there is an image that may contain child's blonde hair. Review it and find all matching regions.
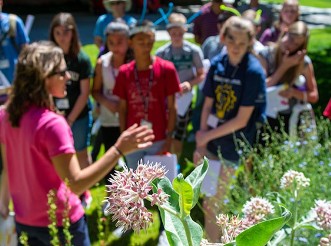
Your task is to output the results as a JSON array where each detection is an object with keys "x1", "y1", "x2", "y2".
[
  {"x1": 221, "y1": 16, "x2": 255, "y2": 52},
  {"x1": 167, "y1": 13, "x2": 187, "y2": 31}
]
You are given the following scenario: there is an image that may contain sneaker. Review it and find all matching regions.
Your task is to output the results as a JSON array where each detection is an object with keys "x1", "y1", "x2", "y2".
[
  {"x1": 80, "y1": 190, "x2": 93, "y2": 209},
  {"x1": 157, "y1": 230, "x2": 170, "y2": 246}
]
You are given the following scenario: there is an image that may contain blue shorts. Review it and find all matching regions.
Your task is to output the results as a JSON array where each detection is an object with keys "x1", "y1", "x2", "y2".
[
  {"x1": 71, "y1": 112, "x2": 92, "y2": 151},
  {"x1": 16, "y1": 215, "x2": 91, "y2": 246}
]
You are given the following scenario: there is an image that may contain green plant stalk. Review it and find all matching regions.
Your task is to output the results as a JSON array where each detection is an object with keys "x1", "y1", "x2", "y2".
[
  {"x1": 290, "y1": 189, "x2": 299, "y2": 246},
  {"x1": 145, "y1": 196, "x2": 195, "y2": 246},
  {"x1": 182, "y1": 216, "x2": 194, "y2": 246}
]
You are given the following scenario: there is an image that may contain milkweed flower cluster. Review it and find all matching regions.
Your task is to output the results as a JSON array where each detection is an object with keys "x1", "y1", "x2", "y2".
[
  {"x1": 280, "y1": 170, "x2": 310, "y2": 189},
  {"x1": 242, "y1": 197, "x2": 275, "y2": 224},
  {"x1": 313, "y1": 200, "x2": 331, "y2": 231},
  {"x1": 104, "y1": 161, "x2": 169, "y2": 233},
  {"x1": 216, "y1": 197, "x2": 274, "y2": 243},
  {"x1": 216, "y1": 214, "x2": 243, "y2": 243}
]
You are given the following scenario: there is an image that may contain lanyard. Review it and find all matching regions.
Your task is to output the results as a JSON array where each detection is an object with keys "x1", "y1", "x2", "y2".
[
  {"x1": 225, "y1": 57, "x2": 239, "y2": 79},
  {"x1": 134, "y1": 64, "x2": 154, "y2": 120}
]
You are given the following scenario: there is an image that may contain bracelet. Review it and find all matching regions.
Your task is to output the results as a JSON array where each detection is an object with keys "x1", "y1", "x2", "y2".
[{"x1": 113, "y1": 145, "x2": 124, "y2": 157}]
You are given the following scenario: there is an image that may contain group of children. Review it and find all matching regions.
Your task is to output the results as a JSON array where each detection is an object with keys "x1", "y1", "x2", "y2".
[{"x1": 0, "y1": 0, "x2": 322, "y2": 244}]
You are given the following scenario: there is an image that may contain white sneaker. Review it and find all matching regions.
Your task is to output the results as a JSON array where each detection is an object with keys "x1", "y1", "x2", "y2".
[{"x1": 157, "y1": 230, "x2": 170, "y2": 246}]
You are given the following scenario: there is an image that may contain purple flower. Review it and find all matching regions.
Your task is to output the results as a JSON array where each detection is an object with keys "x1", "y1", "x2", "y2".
[{"x1": 104, "y1": 161, "x2": 169, "y2": 232}]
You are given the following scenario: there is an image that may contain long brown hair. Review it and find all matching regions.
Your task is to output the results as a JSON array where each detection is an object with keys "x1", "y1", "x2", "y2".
[
  {"x1": 275, "y1": 21, "x2": 309, "y2": 85},
  {"x1": 6, "y1": 41, "x2": 64, "y2": 127},
  {"x1": 49, "y1": 12, "x2": 81, "y2": 57}
]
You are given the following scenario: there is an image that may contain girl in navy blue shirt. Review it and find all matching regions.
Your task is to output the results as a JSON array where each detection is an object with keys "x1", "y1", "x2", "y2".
[{"x1": 194, "y1": 16, "x2": 266, "y2": 243}]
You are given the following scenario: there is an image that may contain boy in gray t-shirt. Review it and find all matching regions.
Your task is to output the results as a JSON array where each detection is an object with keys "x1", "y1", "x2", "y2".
[{"x1": 156, "y1": 13, "x2": 205, "y2": 159}]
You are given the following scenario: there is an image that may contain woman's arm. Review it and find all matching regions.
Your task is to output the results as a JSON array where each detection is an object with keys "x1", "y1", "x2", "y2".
[
  {"x1": 92, "y1": 59, "x2": 119, "y2": 113},
  {"x1": 265, "y1": 50, "x2": 306, "y2": 87},
  {"x1": 278, "y1": 62, "x2": 318, "y2": 103},
  {"x1": 67, "y1": 77, "x2": 90, "y2": 125},
  {"x1": 0, "y1": 144, "x2": 10, "y2": 219},
  {"x1": 52, "y1": 124, "x2": 154, "y2": 195}
]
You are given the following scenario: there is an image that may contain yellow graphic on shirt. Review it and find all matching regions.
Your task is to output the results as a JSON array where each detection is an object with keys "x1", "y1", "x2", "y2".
[{"x1": 215, "y1": 84, "x2": 237, "y2": 119}]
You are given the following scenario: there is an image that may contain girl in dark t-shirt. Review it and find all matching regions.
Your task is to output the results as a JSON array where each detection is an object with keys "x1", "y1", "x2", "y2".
[{"x1": 194, "y1": 16, "x2": 266, "y2": 243}]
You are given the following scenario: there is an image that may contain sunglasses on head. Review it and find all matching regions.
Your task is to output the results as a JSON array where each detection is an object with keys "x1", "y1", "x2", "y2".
[{"x1": 48, "y1": 69, "x2": 68, "y2": 77}]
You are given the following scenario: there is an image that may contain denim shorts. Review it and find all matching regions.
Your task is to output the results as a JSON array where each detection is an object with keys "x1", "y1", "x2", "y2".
[
  {"x1": 71, "y1": 112, "x2": 92, "y2": 151},
  {"x1": 15, "y1": 215, "x2": 91, "y2": 246}
]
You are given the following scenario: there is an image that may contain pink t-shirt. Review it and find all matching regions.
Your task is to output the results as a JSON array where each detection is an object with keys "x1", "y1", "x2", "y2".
[
  {"x1": 113, "y1": 57, "x2": 181, "y2": 142},
  {"x1": 0, "y1": 106, "x2": 84, "y2": 227}
]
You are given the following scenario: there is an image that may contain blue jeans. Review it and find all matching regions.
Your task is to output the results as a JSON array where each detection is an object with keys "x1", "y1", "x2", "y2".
[
  {"x1": 16, "y1": 215, "x2": 90, "y2": 246},
  {"x1": 71, "y1": 112, "x2": 92, "y2": 151},
  {"x1": 125, "y1": 140, "x2": 165, "y2": 170}
]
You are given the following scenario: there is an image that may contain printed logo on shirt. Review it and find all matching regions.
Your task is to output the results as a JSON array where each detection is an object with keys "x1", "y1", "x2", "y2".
[
  {"x1": 215, "y1": 84, "x2": 237, "y2": 119},
  {"x1": 213, "y1": 74, "x2": 241, "y2": 85},
  {"x1": 68, "y1": 71, "x2": 79, "y2": 82}
]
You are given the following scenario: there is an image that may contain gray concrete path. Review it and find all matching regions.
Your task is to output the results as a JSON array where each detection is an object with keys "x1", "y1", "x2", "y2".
[{"x1": 23, "y1": 4, "x2": 331, "y2": 45}]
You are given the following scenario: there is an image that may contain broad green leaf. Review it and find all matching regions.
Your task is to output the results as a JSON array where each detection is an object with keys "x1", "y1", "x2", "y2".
[
  {"x1": 224, "y1": 242, "x2": 236, "y2": 246},
  {"x1": 185, "y1": 157, "x2": 209, "y2": 207},
  {"x1": 154, "y1": 177, "x2": 203, "y2": 246},
  {"x1": 236, "y1": 210, "x2": 291, "y2": 246},
  {"x1": 173, "y1": 174, "x2": 194, "y2": 217}
]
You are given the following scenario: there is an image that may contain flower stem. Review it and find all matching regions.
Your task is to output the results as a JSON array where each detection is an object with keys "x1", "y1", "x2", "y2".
[
  {"x1": 146, "y1": 196, "x2": 193, "y2": 246},
  {"x1": 290, "y1": 189, "x2": 298, "y2": 246},
  {"x1": 182, "y1": 216, "x2": 194, "y2": 246}
]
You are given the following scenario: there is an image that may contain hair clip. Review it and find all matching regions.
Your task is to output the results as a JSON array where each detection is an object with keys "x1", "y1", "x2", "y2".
[
  {"x1": 255, "y1": 9, "x2": 262, "y2": 23},
  {"x1": 220, "y1": 5, "x2": 241, "y2": 17}
]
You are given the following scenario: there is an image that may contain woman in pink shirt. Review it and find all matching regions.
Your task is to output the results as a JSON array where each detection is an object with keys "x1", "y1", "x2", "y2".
[{"x1": 0, "y1": 41, "x2": 154, "y2": 245}]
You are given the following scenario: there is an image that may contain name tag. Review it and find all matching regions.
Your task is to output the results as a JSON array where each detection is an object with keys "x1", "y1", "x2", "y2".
[
  {"x1": 207, "y1": 114, "x2": 218, "y2": 128},
  {"x1": 140, "y1": 119, "x2": 152, "y2": 129},
  {"x1": 0, "y1": 59, "x2": 10, "y2": 69},
  {"x1": 55, "y1": 98, "x2": 70, "y2": 109}
]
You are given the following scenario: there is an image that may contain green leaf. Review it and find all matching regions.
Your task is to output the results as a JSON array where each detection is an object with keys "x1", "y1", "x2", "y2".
[
  {"x1": 236, "y1": 210, "x2": 292, "y2": 246},
  {"x1": 185, "y1": 157, "x2": 209, "y2": 208},
  {"x1": 173, "y1": 174, "x2": 194, "y2": 217},
  {"x1": 155, "y1": 177, "x2": 203, "y2": 246}
]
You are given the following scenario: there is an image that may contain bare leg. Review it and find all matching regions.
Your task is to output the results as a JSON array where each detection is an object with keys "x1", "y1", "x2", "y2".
[{"x1": 171, "y1": 139, "x2": 183, "y2": 158}]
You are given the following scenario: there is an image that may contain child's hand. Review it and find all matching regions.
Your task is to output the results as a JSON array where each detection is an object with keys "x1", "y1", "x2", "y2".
[
  {"x1": 282, "y1": 49, "x2": 306, "y2": 68},
  {"x1": 180, "y1": 82, "x2": 191, "y2": 94}
]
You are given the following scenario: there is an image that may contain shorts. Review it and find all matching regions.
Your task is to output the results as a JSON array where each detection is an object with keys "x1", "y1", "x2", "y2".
[
  {"x1": 71, "y1": 112, "x2": 93, "y2": 151},
  {"x1": 16, "y1": 215, "x2": 90, "y2": 246},
  {"x1": 173, "y1": 105, "x2": 193, "y2": 141}
]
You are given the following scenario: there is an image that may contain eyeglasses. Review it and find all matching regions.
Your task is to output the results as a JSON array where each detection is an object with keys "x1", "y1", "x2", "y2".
[
  {"x1": 48, "y1": 69, "x2": 68, "y2": 77},
  {"x1": 110, "y1": 1, "x2": 124, "y2": 5}
]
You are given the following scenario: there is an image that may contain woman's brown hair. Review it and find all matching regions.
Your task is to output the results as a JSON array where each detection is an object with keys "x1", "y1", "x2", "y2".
[{"x1": 6, "y1": 41, "x2": 64, "y2": 127}]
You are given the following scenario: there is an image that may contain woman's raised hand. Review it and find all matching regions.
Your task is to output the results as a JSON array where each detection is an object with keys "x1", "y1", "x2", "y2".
[{"x1": 114, "y1": 124, "x2": 155, "y2": 156}]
